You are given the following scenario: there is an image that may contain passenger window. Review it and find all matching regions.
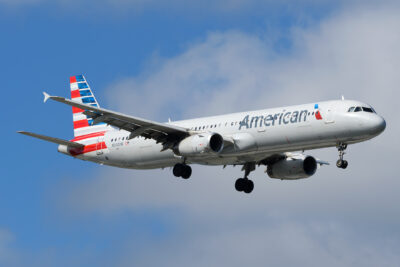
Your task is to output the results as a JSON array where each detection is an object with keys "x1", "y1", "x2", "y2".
[
  {"x1": 348, "y1": 107, "x2": 355, "y2": 112},
  {"x1": 354, "y1": 107, "x2": 362, "y2": 112}
]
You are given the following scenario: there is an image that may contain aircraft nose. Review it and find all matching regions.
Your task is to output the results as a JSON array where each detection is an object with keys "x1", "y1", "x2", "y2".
[
  {"x1": 369, "y1": 115, "x2": 386, "y2": 135},
  {"x1": 377, "y1": 116, "x2": 386, "y2": 133}
]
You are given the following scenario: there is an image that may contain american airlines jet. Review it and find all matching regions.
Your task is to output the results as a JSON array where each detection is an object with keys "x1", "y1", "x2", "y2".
[{"x1": 19, "y1": 75, "x2": 386, "y2": 193}]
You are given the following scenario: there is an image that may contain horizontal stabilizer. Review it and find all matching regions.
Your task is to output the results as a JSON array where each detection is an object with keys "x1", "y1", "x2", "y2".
[{"x1": 17, "y1": 131, "x2": 84, "y2": 148}]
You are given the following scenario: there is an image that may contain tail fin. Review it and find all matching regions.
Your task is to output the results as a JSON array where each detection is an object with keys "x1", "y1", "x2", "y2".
[{"x1": 70, "y1": 75, "x2": 109, "y2": 137}]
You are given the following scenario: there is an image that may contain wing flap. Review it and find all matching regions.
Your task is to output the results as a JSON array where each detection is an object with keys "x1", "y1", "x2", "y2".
[{"x1": 18, "y1": 131, "x2": 84, "y2": 148}]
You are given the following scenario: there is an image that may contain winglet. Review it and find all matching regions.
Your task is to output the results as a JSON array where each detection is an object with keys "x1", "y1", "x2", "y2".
[{"x1": 43, "y1": 92, "x2": 51, "y2": 103}]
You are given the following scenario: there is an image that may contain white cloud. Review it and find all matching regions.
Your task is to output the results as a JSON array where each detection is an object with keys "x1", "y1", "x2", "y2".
[
  {"x1": 117, "y1": 221, "x2": 399, "y2": 267},
  {"x1": 54, "y1": 4, "x2": 400, "y2": 267}
]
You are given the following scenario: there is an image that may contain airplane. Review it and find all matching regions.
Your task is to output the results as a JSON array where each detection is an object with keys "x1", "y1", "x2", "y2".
[{"x1": 18, "y1": 75, "x2": 386, "y2": 193}]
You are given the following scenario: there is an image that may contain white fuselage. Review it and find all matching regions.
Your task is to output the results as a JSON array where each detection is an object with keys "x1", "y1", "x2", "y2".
[{"x1": 60, "y1": 99, "x2": 386, "y2": 169}]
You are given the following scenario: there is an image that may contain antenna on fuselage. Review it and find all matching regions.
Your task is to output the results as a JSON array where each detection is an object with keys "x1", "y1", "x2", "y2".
[{"x1": 341, "y1": 95, "x2": 345, "y2": 100}]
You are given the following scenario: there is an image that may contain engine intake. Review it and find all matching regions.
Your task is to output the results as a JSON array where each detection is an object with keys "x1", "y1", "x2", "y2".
[
  {"x1": 267, "y1": 156, "x2": 317, "y2": 180},
  {"x1": 176, "y1": 133, "x2": 224, "y2": 156}
]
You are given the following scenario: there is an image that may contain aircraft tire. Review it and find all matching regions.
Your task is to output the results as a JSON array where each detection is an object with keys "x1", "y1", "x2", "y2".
[
  {"x1": 173, "y1": 163, "x2": 184, "y2": 177},
  {"x1": 243, "y1": 179, "x2": 254, "y2": 194},
  {"x1": 341, "y1": 160, "x2": 348, "y2": 169},
  {"x1": 235, "y1": 178, "x2": 245, "y2": 192},
  {"x1": 181, "y1": 165, "x2": 192, "y2": 179},
  {"x1": 336, "y1": 159, "x2": 343, "y2": 168}
]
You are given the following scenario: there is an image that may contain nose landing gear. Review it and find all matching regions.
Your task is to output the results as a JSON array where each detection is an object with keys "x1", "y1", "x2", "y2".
[{"x1": 336, "y1": 143, "x2": 348, "y2": 169}]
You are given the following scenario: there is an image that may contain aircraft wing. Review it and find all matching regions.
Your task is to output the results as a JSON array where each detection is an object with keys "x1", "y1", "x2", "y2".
[
  {"x1": 17, "y1": 131, "x2": 84, "y2": 148},
  {"x1": 43, "y1": 92, "x2": 190, "y2": 150}
]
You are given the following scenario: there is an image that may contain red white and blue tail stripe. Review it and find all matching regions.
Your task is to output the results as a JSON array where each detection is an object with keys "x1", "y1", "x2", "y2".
[{"x1": 70, "y1": 75, "x2": 110, "y2": 138}]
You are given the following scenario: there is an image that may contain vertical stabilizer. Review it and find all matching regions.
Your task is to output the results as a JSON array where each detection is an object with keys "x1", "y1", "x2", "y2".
[{"x1": 70, "y1": 75, "x2": 110, "y2": 138}]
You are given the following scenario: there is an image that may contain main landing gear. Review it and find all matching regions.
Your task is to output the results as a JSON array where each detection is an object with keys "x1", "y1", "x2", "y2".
[
  {"x1": 173, "y1": 163, "x2": 192, "y2": 179},
  {"x1": 336, "y1": 143, "x2": 348, "y2": 169},
  {"x1": 235, "y1": 162, "x2": 255, "y2": 194}
]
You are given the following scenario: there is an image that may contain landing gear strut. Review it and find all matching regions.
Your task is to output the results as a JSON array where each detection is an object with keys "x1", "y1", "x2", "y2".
[
  {"x1": 173, "y1": 163, "x2": 192, "y2": 179},
  {"x1": 235, "y1": 162, "x2": 255, "y2": 194},
  {"x1": 336, "y1": 143, "x2": 348, "y2": 169}
]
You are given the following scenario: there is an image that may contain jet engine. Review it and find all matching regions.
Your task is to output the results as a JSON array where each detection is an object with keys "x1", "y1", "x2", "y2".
[
  {"x1": 175, "y1": 133, "x2": 224, "y2": 156},
  {"x1": 267, "y1": 156, "x2": 317, "y2": 180}
]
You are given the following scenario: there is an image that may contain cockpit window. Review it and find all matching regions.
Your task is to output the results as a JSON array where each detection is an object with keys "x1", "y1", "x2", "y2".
[
  {"x1": 362, "y1": 107, "x2": 374, "y2": 113},
  {"x1": 348, "y1": 106, "x2": 376, "y2": 113}
]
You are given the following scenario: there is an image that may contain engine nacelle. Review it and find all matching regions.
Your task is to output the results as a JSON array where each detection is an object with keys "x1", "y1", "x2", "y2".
[
  {"x1": 175, "y1": 133, "x2": 224, "y2": 156},
  {"x1": 267, "y1": 156, "x2": 317, "y2": 180}
]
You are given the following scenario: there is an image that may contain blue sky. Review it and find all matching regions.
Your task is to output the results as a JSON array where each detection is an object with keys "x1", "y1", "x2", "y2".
[{"x1": 1, "y1": 1, "x2": 400, "y2": 266}]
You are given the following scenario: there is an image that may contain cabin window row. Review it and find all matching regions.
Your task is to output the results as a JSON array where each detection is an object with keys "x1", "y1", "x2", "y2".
[
  {"x1": 111, "y1": 136, "x2": 129, "y2": 142},
  {"x1": 190, "y1": 122, "x2": 238, "y2": 131}
]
